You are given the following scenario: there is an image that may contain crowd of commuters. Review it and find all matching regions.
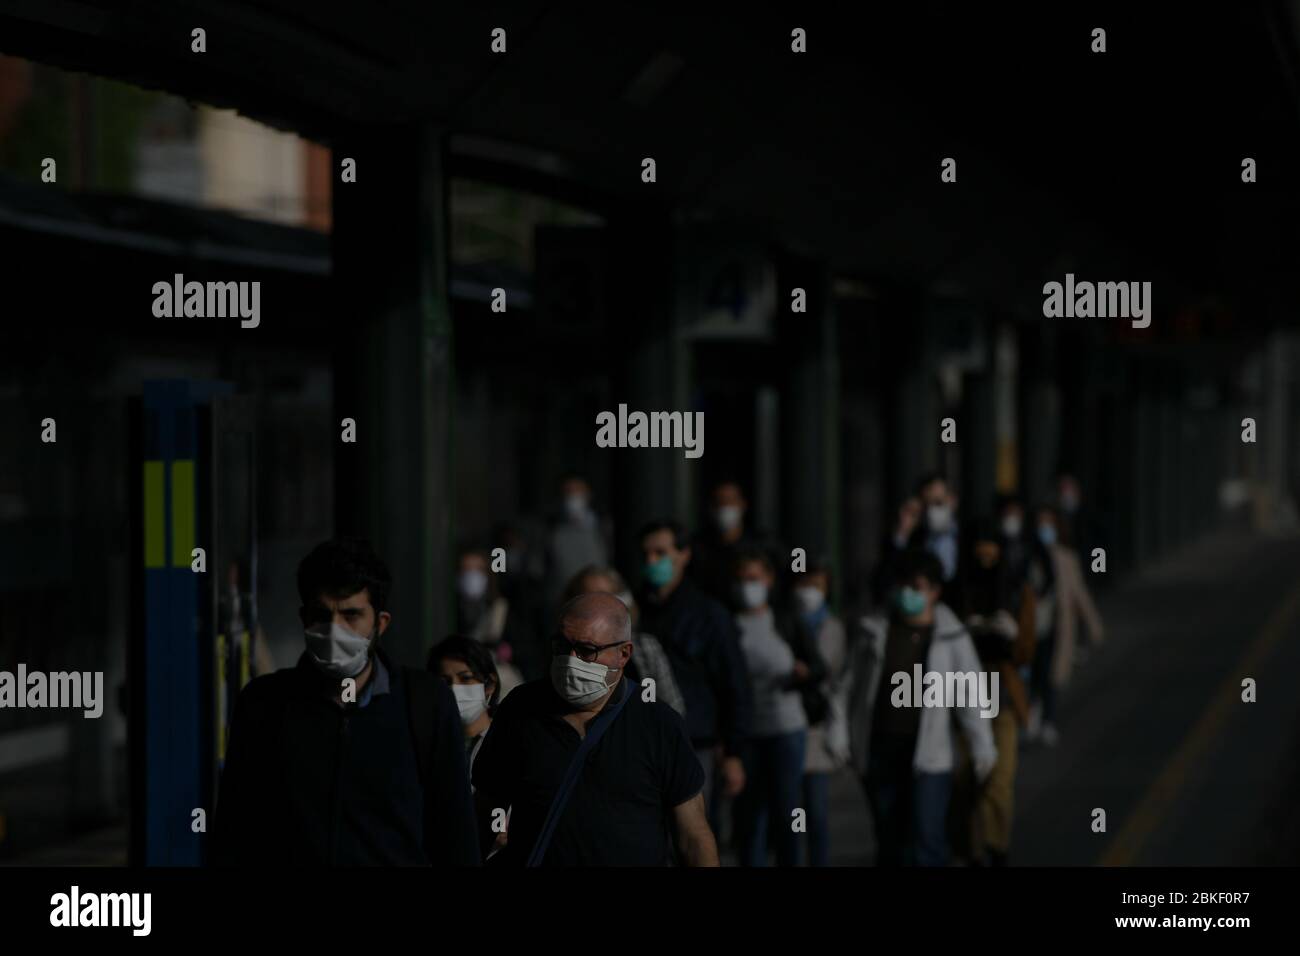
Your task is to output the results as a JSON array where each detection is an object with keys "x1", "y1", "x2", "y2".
[{"x1": 212, "y1": 471, "x2": 1105, "y2": 867}]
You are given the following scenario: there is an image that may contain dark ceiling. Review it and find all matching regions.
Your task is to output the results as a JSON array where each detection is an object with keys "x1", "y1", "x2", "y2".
[{"x1": 4, "y1": 1, "x2": 1300, "y2": 320}]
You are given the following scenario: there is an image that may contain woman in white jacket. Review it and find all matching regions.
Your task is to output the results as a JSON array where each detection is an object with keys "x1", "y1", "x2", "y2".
[{"x1": 845, "y1": 549, "x2": 997, "y2": 866}]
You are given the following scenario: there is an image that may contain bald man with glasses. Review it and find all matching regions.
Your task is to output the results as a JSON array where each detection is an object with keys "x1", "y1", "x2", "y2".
[{"x1": 472, "y1": 591, "x2": 718, "y2": 866}]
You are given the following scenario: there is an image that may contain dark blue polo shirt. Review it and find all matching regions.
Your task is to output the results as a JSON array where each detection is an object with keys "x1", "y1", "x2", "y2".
[{"x1": 472, "y1": 676, "x2": 705, "y2": 866}]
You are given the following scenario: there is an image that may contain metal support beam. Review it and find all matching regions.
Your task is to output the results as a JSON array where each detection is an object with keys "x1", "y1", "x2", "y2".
[{"x1": 332, "y1": 124, "x2": 453, "y2": 668}]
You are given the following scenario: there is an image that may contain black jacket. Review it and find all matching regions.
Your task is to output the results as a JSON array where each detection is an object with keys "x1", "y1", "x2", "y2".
[
  {"x1": 211, "y1": 651, "x2": 480, "y2": 866},
  {"x1": 639, "y1": 578, "x2": 753, "y2": 755}
]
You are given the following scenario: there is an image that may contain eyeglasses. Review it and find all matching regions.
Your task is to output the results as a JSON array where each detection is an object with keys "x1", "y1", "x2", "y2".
[{"x1": 550, "y1": 634, "x2": 631, "y2": 663}]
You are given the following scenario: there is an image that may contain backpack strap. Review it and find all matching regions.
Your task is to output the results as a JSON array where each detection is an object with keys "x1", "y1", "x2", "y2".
[{"x1": 526, "y1": 678, "x2": 633, "y2": 867}]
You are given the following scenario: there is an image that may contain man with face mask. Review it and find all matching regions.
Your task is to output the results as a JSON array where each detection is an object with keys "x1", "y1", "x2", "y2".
[
  {"x1": 637, "y1": 519, "x2": 754, "y2": 825},
  {"x1": 212, "y1": 538, "x2": 480, "y2": 866},
  {"x1": 471, "y1": 592, "x2": 718, "y2": 866},
  {"x1": 872, "y1": 475, "x2": 962, "y2": 607}
]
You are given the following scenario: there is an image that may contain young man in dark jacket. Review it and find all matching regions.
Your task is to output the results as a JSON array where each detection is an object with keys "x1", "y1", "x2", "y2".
[
  {"x1": 637, "y1": 519, "x2": 754, "y2": 816},
  {"x1": 211, "y1": 538, "x2": 480, "y2": 866}
]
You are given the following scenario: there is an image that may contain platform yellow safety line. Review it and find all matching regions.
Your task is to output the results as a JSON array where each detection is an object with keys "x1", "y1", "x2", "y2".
[{"x1": 1098, "y1": 579, "x2": 1300, "y2": 866}]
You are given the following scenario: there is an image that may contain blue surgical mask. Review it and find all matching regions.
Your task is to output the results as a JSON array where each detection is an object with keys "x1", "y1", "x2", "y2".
[
  {"x1": 644, "y1": 556, "x2": 675, "y2": 588},
  {"x1": 896, "y1": 586, "x2": 928, "y2": 618},
  {"x1": 1037, "y1": 525, "x2": 1057, "y2": 548}
]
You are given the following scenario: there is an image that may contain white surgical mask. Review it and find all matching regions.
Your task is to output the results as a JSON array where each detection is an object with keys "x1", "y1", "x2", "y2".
[
  {"x1": 738, "y1": 580, "x2": 768, "y2": 610},
  {"x1": 304, "y1": 621, "x2": 372, "y2": 678},
  {"x1": 927, "y1": 503, "x2": 954, "y2": 533},
  {"x1": 714, "y1": 505, "x2": 742, "y2": 532},
  {"x1": 452, "y1": 683, "x2": 487, "y2": 725},
  {"x1": 550, "y1": 655, "x2": 618, "y2": 707},
  {"x1": 1001, "y1": 516, "x2": 1023, "y2": 538},
  {"x1": 563, "y1": 494, "x2": 589, "y2": 520},
  {"x1": 458, "y1": 569, "x2": 488, "y2": 601},
  {"x1": 795, "y1": 585, "x2": 825, "y2": 614}
]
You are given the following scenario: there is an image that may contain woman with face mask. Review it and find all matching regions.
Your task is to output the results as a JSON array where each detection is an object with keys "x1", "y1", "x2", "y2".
[
  {"x1": 428, "y1": 635, "x2": 501, "y2": 775},
  {"x1": 1031, "y1": 506, "x2": 1105, "y2": 735},
  {"x1": 430, "y1": 634, "x2": 507, "y2": 859},
  {"x1": 731, "y1": 547, "x2": 811, "y2": 867},
  {"x1": 792, "y1": 561, "x2": 848, "y2": 867},
  {"x1": 455, "y1": 547, "x2": 529, "y2": 697}
]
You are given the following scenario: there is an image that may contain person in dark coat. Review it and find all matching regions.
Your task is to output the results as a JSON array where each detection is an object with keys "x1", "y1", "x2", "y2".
[{"x1": 211, "y1": 538, "x2": 480, "y2": 867}]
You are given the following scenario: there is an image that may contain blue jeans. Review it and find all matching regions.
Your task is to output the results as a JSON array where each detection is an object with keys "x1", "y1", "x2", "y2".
[
  {"x1": 734, "y1": 730, "x2": 807, "y2": 867},
  {"x1": 865, "y1": 734, "x2": 953, "y2": 866},
  {"x1": 802, "y1": 772, "x2": 831, "y2": 867}
]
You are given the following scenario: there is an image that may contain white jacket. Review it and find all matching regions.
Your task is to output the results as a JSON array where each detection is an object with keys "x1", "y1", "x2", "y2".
[{"x1": 845, "y1": 602, "x2": 997, "y2": 775}]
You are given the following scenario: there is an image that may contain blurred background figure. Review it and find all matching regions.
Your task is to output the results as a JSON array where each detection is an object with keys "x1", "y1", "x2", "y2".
[
  {"x1": 1020, "y1": 506, "x2": 1061, "y2": 748},
  {"x1": 562, "y1": 564, "x2": 686, "y2": 717},
  {"x1": 454, "y1": 547, "x2": 526, "y2": 697},
  {"x1": 995, "y1": 493, "x2": 1051, "y2": 598},
  {"x1": 953, "y1": 518, "x2": 1036, "y2": 866},
  {"x1": 1034, "y1": 505, "x2": 1105, "y2": 711},
  {"x1": 491, "y1": 519, "x2": 544, "y2": 674},
  {"x1": 872, "y1": 495, "x2": 922, "y2": 606},
  {"x1": 540, "y1": 474, "x2": 613, "y2": 626},
  {"x1": 690, "y1": 479, "x2": 785, "y2": 609},
  {"x1": 1054, "y1": 472, "x2": 1108, "y2": 594},
  {"x1": 874, "y1": 475, "x2": 961, "y2": 604},
  {"x1": 793, "y1": 558, "x2": 851, "y2": 867},
  {"x1": 220, "y1": 557, "x2": 276, "y2": 678},
  {"x1": 730, "y1": 547, "x2": 814, "y2": 866}
]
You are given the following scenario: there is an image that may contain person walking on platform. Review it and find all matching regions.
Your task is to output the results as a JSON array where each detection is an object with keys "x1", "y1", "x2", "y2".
[{"x1": 212, "y1": 538, "x2": 479, "y2": 866}]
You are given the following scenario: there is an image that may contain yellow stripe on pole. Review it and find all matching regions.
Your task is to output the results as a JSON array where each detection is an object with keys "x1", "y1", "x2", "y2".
[
  {"x1": 239, "y1": 631, "x2": 251, "y2": 688},
  {"x1": 143, "y1": 461, "x2": 165, "y2": 568},
  {"x1": 171, "y1": 459, "x2": 195, "y2": 568},
  {"x1": 216, "y1": 633, "x2": 228, "y2": 763}
]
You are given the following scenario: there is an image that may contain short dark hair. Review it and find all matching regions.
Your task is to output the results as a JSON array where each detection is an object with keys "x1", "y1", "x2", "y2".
[
  {"x1": 914, "y1": 472, "x2": 948, "y2": 496},
  {"x1": 427, "y1": 635, "x2": 502, "y2": 712},
  {"x1": 732, "y1": 545, "x2": 773, "y2": 575},
  {"x1": 639, "y1": 518, "x2": 690, "y2": 550},
  {"x1": 968, "y1": 515, "x2": 1001, "y2": 544},
  {"x1": 994, "y1": 492, "x2": 1024, "y2": 515},
  {"x1": 893, "y1": 548, "x2": 944, "y2": 590},
  {"x1": 297, "y1": 538, "x2": 392, "y2": 615},
  {"x1": 710, "y1": 477, "x2": 746, "y2": 497},
  {"x1": 796, "y1": 555, "x2": 834, "y2": 587}
]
